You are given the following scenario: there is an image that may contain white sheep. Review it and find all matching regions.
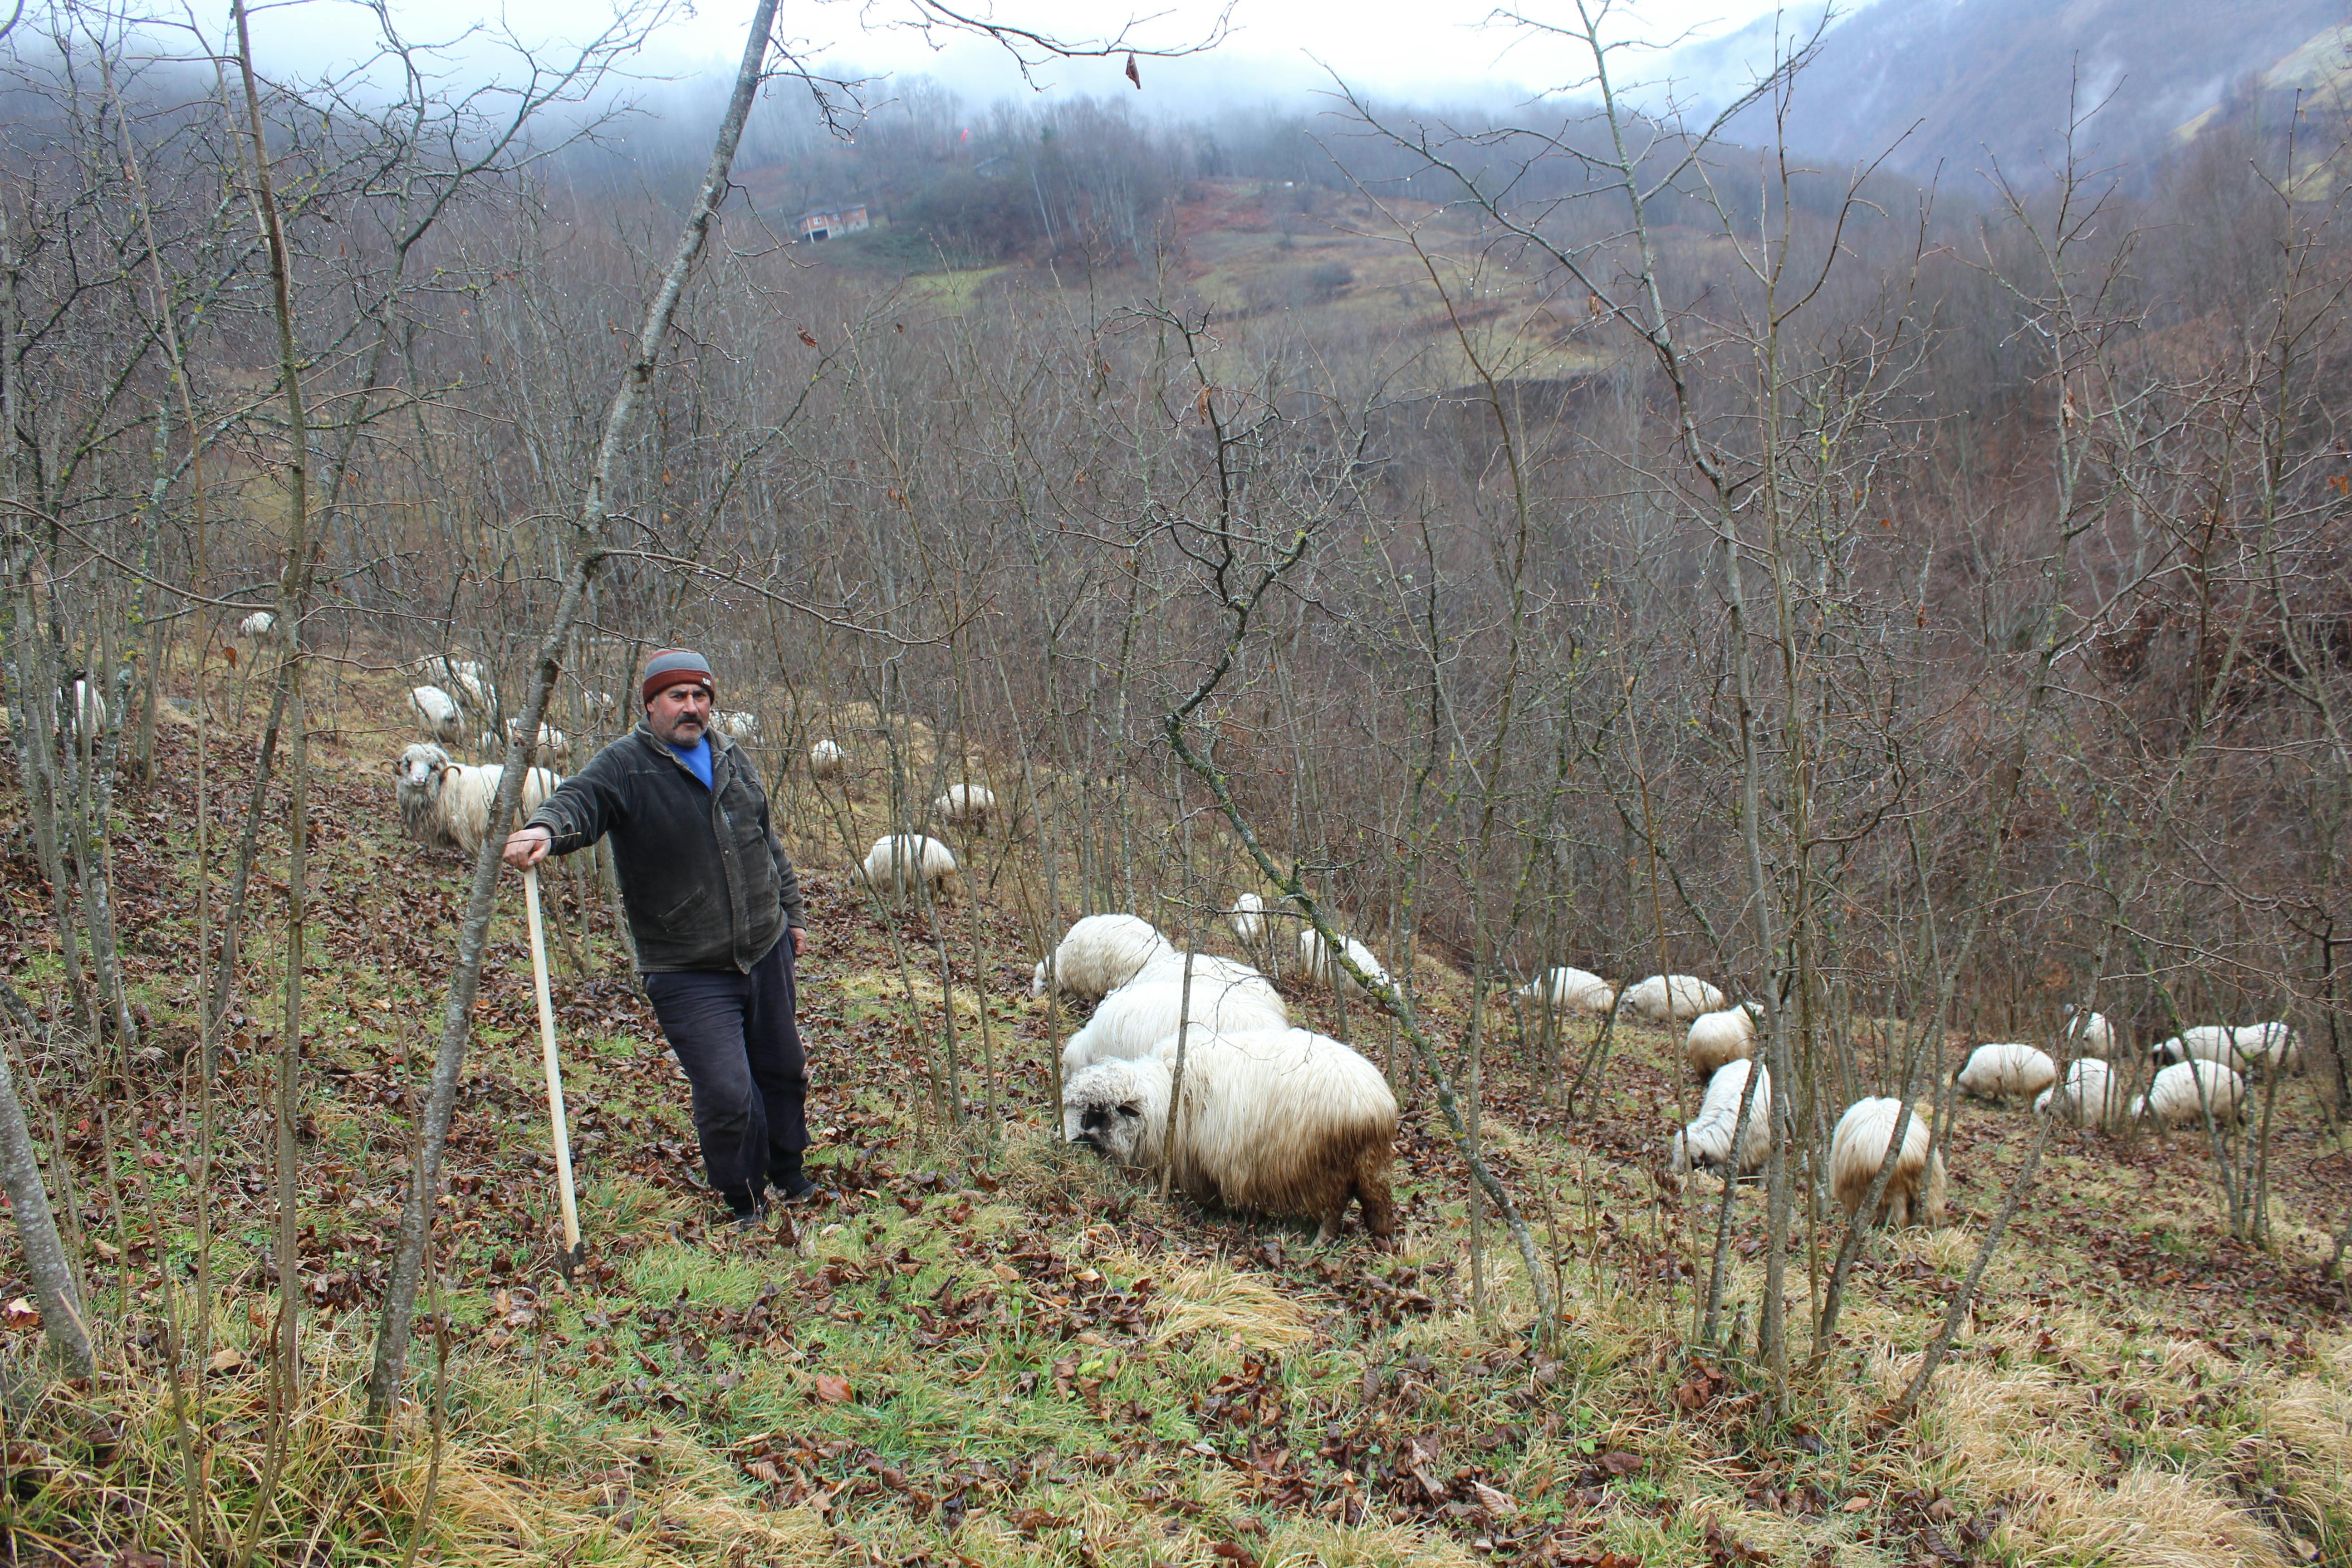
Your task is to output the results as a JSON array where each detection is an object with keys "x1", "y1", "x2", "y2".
[
  {"x1": 1058, "y1": 975, "x2": 1289, "y2": 1080},
  {"x1": 933, "y1": 782, "x2": 996, "y2": 831},
  {"x1": 2134, "y1": 1059, "x2": 2245, "y2": 1130},
  {"x1": 506, "y1": 717, "x2": 572, "y2": 768},
  {"x1": 2034, "y1": 1058, "x2": 2129, "y2": 1131},
  {"x1": 1829, "y1": 1097, "x2": 1945, "y2": 1228},
  {"x1": 1227, "y1": 892, "x2": 1266, "y2": 947},
  {"x1": 239, "y1": 609, "x2": 279, "y2": 641},
  {"x1": 1062, "y1": 1027, "x2": 1398, "y2": 1242},
  {"x1": 1128, "y1": 951, "x2": 1283, "y2": 1012},
  {"x1": 1298, "y1": 927, "x2": 1391, "y2": 997},
  {"x1": 1684, "y1": 1005, "x2": 1760, "y2": 1077},
  {"x1": 1954, "y1": 1042, "x2": 2058, "y2": 1103},
  {"x1": 414, "y1": 655, "x2": 490, "y2": 714},
  {"x1": 857, "y1": 834, "x2": 961, "y2": 904},
  {"x1": 1623, "y1": 974, "x2": 1727, "y2": 1023},
  {"x1": 581, "y1": 689, "x2": 617, "y2": 718},
  {"x1": 715, "y1": 711, "x2": 760, "y2": 741},
  {"x1": 1668, "y1": 1058, "x2": 1773, "y2": 1177},
  {"x1": 2153, "y1": 1022, "x2": 2300, "y2": 1075},
  {"x1": 408, "y1": 686, "x2": 464, "y2": 745},
  {"x1": 2062, "y1": 1004, "x2": 2116, "y2": 1057},
  {"x1": 1516, "y1": 965, "x2": 1616, "y2": 1018},
  {"x1": 60, "y1": 678, "x2": 108, "y2": 741},
  {"x1": 808, "y1": 739, "x2": 848, "y2": 779},
  {"x1": 391, "y1": 743, "x2": 557, "y2": 855},
  {"x1": 1031, "y1": 914, "x2": 1175, "y2": 1002}
]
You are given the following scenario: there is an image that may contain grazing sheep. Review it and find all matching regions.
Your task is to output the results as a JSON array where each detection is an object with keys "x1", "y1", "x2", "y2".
[
  {"x1": 933, "y1": 782, "x2": 996, "y2": 831},
  {"x1": 506, "y1": 718, "x2": 572, "y2": 768},
  {"x1": 1031, "y1": 914, "x2": 1176, "y2": 1002},
  {"x1": 1298, "y1": 928, "x2": 1392, "y2": 997},
  {"x1": 808, "y1": 739, "x2": 848, "y2": 779},
  {"x1": 414, "y1": 655, "x2": 490, "y2": 713},
  {"x1": 1516, "y1": 966, "x2": 1616, "y2": 1017},
  {"x1": 715, "y1": 711, "x2": 759, "y2": 741},
  {"x1": 408, "y1": 685, "x2": 464, "y2": 745},
  {"x1": 2152, "y1": 1025, "x2": 2229, "y2": 1067},
  {"x1": 238, "y1": 609, "x2": 279, "y2": 641},
  {"x1": 1684, "y1": 1005, "x2": 1760, "y2": 1077},
  {"x1": 1227, "y1": 892, "x2": 1266, "y2": 947},
  {"x1": 1058, "y1": 975, "x2": 1289, "y2": 1079},
  {"x1": 857, "y1": 834, "x2": 961, "y2": 904},
  {"x1": 2153, "y1": 1022, "x2": 2299, "y2": 1074},
  {"x1": 1063, "y1": 1027, "x2": 1398, "y2": 1242},
  {"x1": 2035, "y1": 1058, "x2": 2129, "y2": 1132},
  {"x1": 1669, "y1": 1059, "x2": 1773, "y2": 1176},
  {"x1": 391, "y1": 743, "x2": 557, "y2": 855},
  {"x1": 1955, "y1": 1042, "x2": 2058, "y2": 1103},
  {"x1": 2134, "y1": 1059, "x2": 2245, "y2": 1130},
  {"x1": 2062, "y1": 1004, "x2": 2116, "y2": 1057},
  {"x1": 1623, "y1": 974, "x2": 1727, "y2": 1024},
  {"x1": 60, "y1": 678, "x2": 108, "y2": 741},
  {"x1": 1829, "y1": 1097, "x2": 1945, "y2": 1228},
  {"x1": 1129, "y1": 951, "x2": 1283, "y2": 1013}
]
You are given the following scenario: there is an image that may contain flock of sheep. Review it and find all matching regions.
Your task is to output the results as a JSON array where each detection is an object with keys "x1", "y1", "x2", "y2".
[{"x1": 379, "y1": 666, "x2": 2310, "y2": 1245}]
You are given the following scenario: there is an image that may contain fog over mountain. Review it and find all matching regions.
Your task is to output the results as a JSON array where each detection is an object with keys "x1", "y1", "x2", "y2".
[{"x1": 1664, "y1": 0, "x2": 2348, "y2": 181}]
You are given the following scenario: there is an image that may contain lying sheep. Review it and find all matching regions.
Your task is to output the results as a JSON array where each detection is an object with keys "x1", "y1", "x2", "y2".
[
  {"x1": 392, "y1": 743, "x2": 557, "y2": 855},
  {"x1": 1031, "y1": 914, "x2": 1175, "y2": 1002},
  {"x1": 2135, "y1": 1059, "x2": 2245, "y2": 1130},
  {"x1": 1684, "y1": 1005, "x2": 1759, "y2": 1076},
  {"x1": 408, "y1": 686, "x2": 464, "y2": 745},
  {"x1": 1516, "y1": 966, "x2": 1616, "y2": 1017},
  {"x1": 1058, "y1": 975, "x2": 1289, "y2": 1079},
  {"x1": 1063, "y1": 1027, "x2": 1398, "y2": 1242},
  {"x1": 1299, "y1": 928, "x2": 1392, "y2": 997},
  {"x1": 2034, "y1": 1058, "x2": 2129, "y2": 1132},
  {"x1": 715, "y1": 711, "x2": 759, "y2": 741},
  {"x1": 808, "y1": 739, "x2": 848, "y2": 779},
  {"x1": 2062, "y1": 1004, "x2": 2116, "y2": 1057},
  {"x1": 506, "y1": 718, "x2": 572, "y2": 768},
  {"x1": 1955, "y1": 1042, "x2": 2058, "y2": 1103},
  {"x1": 1623, "y1": 974, "x2": 1727, "y2": 1023},
  {"x1": 239, "y1": 609, "x2": 279, "y2": 641},
  {"x1": 1829, "y1": 1097, "x2": 1945, "y2": 1228},
  {"x1": 934, "y1": 782, "x2": 995, "y2": 831},
  {"x1": 857, "y1": 834, "x2": 960, "y2": 904},
  {"x1": 1669, "y1": 1059, "x2": 1773, "y2": 1176}
]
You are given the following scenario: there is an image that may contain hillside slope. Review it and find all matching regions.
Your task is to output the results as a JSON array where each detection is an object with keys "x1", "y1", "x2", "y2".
[
  {"x1": 1670, "y1": 0, "x2": 2346, "y2": 181},
  {"x1": 3, "y1": 668, "x2": 2352, "y2": 1564}
]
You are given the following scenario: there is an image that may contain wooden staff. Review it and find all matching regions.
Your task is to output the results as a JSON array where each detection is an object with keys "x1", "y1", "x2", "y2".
[{"x1": 522, "y1": 867, "x2": 584, "y2": 1278}]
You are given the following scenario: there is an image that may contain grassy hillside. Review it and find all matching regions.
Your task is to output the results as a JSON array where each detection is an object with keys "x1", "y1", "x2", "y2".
[{"x1": 4, "y1": 665, "x2": 2352, "y2": 1566}]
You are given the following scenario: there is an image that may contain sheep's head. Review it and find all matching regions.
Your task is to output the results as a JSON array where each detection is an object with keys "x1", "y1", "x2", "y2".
[
  {"x1": 393, "y1": 743, "x2": 450, "y2": 792},
  {"x1": 1029, "y1": 961, "x2": 1049, "y2": 999},
  {"x1": 1061, "y1": 1058, "x2": 1167, "y2": 1168},
  {"x1": 1667, "y1": 1131, "x2": 1695, "y2": 1176}
]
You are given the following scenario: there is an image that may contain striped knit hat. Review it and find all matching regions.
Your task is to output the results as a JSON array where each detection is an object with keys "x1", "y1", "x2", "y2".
[{"x1": 641, "y1": 647, "x2": 715, "y2": 705}]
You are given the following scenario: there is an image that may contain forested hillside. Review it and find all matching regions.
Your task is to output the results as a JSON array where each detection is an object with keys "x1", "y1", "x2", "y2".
[{"x1": 7, "y1": 0, "x2": 2352, "y2": 1563}]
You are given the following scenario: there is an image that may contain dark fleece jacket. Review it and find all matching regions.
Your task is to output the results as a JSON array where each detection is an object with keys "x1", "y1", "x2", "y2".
[{"x1": 524, "y1": 724, "x2": 804, "y2": 973}]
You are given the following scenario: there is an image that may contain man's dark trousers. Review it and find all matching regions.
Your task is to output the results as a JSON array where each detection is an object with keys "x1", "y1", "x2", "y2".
[{"x1": 642, "y1": 937, "x2": 807, "y2": 1210}]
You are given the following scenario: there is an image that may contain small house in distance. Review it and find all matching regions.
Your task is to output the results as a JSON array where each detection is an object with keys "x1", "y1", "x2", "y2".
[{"x1": 798, "y1": 204, "x2": 870, "y2": 242}]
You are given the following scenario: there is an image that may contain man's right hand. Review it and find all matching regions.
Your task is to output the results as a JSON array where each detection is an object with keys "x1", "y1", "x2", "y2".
[{"x1": 503, "y1": 825, "x2": 553, "y2": 872}]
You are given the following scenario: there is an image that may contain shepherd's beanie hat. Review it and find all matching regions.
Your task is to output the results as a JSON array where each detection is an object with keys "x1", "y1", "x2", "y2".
[{"x1": 641, "y1": 647, "x2": 715, "y2": 704}]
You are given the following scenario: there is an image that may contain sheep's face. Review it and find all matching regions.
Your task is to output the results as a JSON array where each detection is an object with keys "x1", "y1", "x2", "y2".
[
  {"x1": 393, "y1": 744, "x2": 449, "y2": 792},
  {"x1": 1667, "y1": 1132, "x2": 1694, "y2": 1176},
  {"x1": 1071, "y1": 1098, "x2": 1151, "y2": 1166},
  {"x1": 1029, "y1": 962, "x2": 1049, "y2": 999}
]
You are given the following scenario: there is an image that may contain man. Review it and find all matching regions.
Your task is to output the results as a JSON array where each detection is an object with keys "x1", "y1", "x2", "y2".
[{"x1": 503, "y1": 648, "x2": 818, "y2": 1225}]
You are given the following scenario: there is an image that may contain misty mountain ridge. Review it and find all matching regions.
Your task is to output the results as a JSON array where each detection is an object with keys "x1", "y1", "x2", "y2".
[{"x1": 1664, "y1": 0, "x2": 2350, "y2": 182}]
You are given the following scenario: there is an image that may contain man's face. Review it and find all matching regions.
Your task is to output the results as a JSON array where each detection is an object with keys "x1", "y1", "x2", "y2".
[{"x1": 648, "y1": 681, "x2": 712, "y2": 747}]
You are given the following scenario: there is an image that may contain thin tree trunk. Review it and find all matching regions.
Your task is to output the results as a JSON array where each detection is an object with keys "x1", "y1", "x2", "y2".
[{"x1": 0, "y1": 990, "x2": 93, "y2": 1377}]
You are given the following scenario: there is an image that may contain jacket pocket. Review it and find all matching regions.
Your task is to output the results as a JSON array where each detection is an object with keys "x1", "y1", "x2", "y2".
[{"x1": 655, "y1": 884, "x2": 710, "y2": 925}]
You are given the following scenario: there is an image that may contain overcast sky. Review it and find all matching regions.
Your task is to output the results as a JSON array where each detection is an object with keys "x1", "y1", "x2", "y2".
[{"x1": 240, "y1": 0, "x2": 1804, "y2": 114}]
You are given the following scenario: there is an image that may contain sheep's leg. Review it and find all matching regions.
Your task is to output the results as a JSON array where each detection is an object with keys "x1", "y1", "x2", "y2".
[{"x1": 1315, "y1": 1212, "x2": 1340, "y2": 1246}]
